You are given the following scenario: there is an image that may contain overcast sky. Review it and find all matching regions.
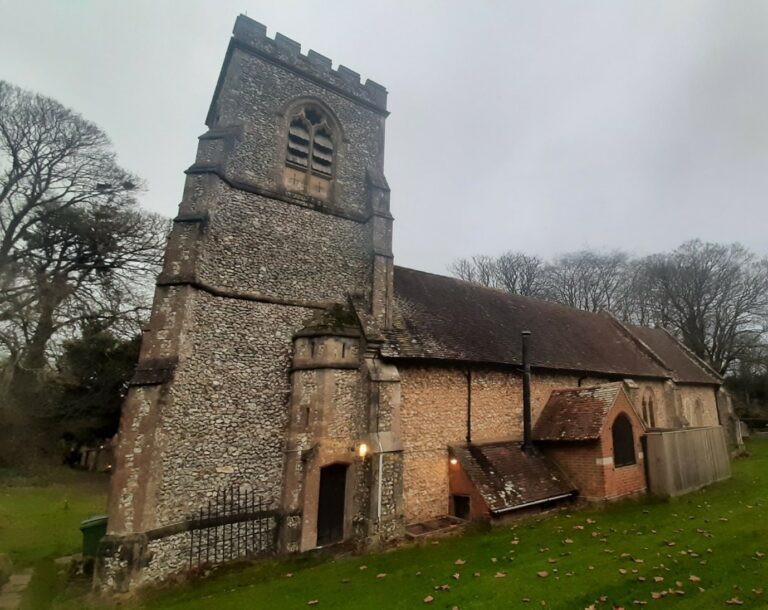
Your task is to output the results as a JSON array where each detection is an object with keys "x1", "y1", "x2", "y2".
[{"x1": 2, "y1": 1, "x2": 767, "y2": 274}]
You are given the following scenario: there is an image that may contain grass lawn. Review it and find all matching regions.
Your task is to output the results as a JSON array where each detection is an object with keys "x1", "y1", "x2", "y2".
[
  {"x1": 71, "y1": 440, "x2": 766, "y2": 610},
  {"x1": 0, "y1": 468, "x2": 108, "y2": 567}
]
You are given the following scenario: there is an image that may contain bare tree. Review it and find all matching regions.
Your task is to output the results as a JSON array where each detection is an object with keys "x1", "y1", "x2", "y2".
[
  {"x1": 448, "y1": 255, "x2": 498, "y2": 287},
  {"x1": 449, "y1": 252, "x2": 546, "y2": 296},
  {"x1": 543, "y1": 250, "x2": 630, "y2": 312},
  {"x1": 0, "y1": 82, "x2": 166, "y2": 387},
  {"x1": 642, "y1": 240, "x2": 768, "y2": 374},
  {"x1": 494, "y1": 251, "x2": 546, "y2": 297}
]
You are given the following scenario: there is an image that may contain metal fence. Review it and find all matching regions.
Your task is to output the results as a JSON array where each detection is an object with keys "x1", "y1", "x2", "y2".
[{"x1": 186, "y1": 486, "x2": 279, "y2": 570}]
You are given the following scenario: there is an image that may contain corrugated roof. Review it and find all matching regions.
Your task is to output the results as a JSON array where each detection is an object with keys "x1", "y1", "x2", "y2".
[
  {"x1": 625, "y1": 325, "x2": 720, "y2": 385},
  {"x1": 533, "y1": 383, "x2": 626, "y2": 441},
  {"x1": 450, "y1": 441, "x2": 576, "y2": 513},
  {"x1": 383, "y1": 267, "x2": 672, "y2": 379}
]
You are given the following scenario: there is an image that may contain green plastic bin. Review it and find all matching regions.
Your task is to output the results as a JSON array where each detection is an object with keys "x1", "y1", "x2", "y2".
[{"x1": 80, "y1": 515, "x2": 108, "y2": 557}]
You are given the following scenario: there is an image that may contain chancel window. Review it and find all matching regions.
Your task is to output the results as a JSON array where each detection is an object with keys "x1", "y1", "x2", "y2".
[
  {"x1": 284, "y1": 105, "x2": 334, "y2": 200},
  {"x1": 612, "y1": 413, "x2": 636, "y2": 467},
  {"x1": 641, "y1": 388, "x2": 656, "y2": 428}
]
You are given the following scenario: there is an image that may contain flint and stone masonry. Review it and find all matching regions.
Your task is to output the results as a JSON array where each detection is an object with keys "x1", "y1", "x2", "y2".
[
  {"x1": 96, "y1": 15, "x2": 739, "y2": 592},
  {"x1": 97, "y1": 15, "x2": 401, "y2": 591}
]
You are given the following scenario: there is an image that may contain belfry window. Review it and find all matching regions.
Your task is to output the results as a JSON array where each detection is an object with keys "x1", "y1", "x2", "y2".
[
  {"x1": 612, "y1": 413, "x2": 636, "y2": 467},
  {"x1": 284, "y1": 105, "x2": 334, "y2": 200}
]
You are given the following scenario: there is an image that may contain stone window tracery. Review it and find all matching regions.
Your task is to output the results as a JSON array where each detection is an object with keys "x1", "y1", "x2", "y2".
[
  {"x1": 612, "y1": 413, "x2": 636, "y2": 467},
  {"x1": 284, "y1": 105, "x2": 334, "y2": 200}
]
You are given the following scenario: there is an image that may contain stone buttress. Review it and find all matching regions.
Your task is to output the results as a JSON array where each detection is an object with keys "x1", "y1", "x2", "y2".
[{"x1": 96, "y1": 15, "x2": 403, "y2": 591}]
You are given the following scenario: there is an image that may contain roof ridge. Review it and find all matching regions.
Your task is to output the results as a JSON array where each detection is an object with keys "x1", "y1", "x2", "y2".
[{"x1": 394, "y1": 265, "x2": 631, "y2": 321}]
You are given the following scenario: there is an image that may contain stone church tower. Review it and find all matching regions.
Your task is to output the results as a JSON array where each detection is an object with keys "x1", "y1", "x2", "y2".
[{"x1": 102, "y1": 15, "x2": 402, "y2": 587}]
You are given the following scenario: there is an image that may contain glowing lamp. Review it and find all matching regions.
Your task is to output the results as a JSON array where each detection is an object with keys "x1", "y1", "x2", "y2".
[
  {"x1": 449, "y1": 457, "x2": 458, "y2": 465},
  {"x1": 358, "y1": 443, "x2": 369, "y2": 458}
]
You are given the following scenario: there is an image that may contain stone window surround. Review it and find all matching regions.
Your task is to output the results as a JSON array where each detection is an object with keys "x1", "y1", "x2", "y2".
[{"x1": 276, "y1": 96, "x2": 346, "y2": 205}]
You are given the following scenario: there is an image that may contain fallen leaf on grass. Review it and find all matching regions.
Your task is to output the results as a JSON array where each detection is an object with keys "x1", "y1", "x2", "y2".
[
  {"x1": 307, "y1": 601, "x2": 319, "y2": 607},
  {"x1": 689, "y1": 575, "x2": 701, "y2": 583},
  {"x1": 452, "y1": 573, "x2": 460, "y2": 580},
  {"x1": 455, "y1": 558, "x2": 466, "y2": 565},
  {"x1": 495, "y1": 571, "x2": 507, "y2": 578},
  {"x1": 537, "y1": 571, "x2": 549, "y2": 578},
  {"x1": 376, "y1": 573, "x2": 387, "y2": 578},
  {"x1": 653, "y1": 576, "x2": 664, "y2": 583},
  {"x1": 725, "y1": 598, "x2": 744, "y2": 606},
  {"x1": 423, "y1": 596, "x2": 434, "y2": 604}
]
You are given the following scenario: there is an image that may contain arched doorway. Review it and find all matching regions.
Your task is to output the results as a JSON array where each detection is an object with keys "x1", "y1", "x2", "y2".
[{"x1": 317, "y1": 463, "x2": 348, "y2": 546}]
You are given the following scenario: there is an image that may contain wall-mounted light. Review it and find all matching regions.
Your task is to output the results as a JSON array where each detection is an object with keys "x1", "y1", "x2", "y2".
[
  {"x1": 449, "y1": 457, "x2": 458, "y2": 465},
  {"x1": 358, "y1": 443, "x2": 369, "y2": 459}
]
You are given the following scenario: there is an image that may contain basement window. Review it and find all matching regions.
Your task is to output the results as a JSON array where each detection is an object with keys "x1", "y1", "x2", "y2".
[
  {"x1": 612, "y1": 413, "x2": 636, "y2": 467},
  {"x1": 284, "y1": 105, "x2": 334, "y2": 200}
]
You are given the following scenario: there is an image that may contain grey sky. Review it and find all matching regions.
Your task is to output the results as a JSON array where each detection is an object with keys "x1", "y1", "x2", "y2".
[{"x1": 2, "y1": 1, "x2": 767, "y2": 274}]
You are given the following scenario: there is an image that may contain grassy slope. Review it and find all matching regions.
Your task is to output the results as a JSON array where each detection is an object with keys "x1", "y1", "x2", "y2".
[
  {"x1": 0, "y1": 468, "x2": 108, "y2": 566},
  {"x1": 116, "y1": 440, "x2": 768, "y2": 610}
]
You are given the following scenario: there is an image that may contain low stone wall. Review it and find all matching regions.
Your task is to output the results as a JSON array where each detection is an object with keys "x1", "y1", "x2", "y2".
[{"x1": 644, "y1": 426, "x2": 730, "y2": 496}]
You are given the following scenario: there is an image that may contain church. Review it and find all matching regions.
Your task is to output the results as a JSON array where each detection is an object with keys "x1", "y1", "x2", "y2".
[{"x1": 96, "y1": 15, "x2": 740, "y2": 591}]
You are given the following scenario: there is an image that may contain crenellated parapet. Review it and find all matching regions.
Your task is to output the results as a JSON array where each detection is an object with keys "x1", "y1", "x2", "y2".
[{"x1": 206, "y1": 14, "x2": 388, "y2": 126}]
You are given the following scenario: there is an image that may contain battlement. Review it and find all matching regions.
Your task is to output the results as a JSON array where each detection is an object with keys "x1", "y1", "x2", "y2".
[{"x1": 231, "y1": 15, "x2": 387, "y2": 111}]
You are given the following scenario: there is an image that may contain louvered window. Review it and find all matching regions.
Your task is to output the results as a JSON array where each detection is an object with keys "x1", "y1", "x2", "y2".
[
  {"x1": 284, "y1": 106, "x2": 335, "y2": 199},
  {"x1": 612, "y1": 414, "x2": 636, "y2": 467}
]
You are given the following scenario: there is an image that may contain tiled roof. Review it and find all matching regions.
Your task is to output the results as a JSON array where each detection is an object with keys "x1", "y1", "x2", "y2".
[
  {"x1": 533, "y1": 383, "x2": 626, "y2": 441},
  {"x1": 383, "y1": 267, "x2": 671, "y2": 379},
  {"x1": 625, "y1": 325, "x2": 721, "y2": 385},
  {"x1": 450, "y1": 441, "x2": 576, "y2": 512}
]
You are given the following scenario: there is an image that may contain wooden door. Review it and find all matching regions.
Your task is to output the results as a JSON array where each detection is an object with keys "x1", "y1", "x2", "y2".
[{"x1": 317, "y1": 464, "x2": 347, "y2": 546}]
